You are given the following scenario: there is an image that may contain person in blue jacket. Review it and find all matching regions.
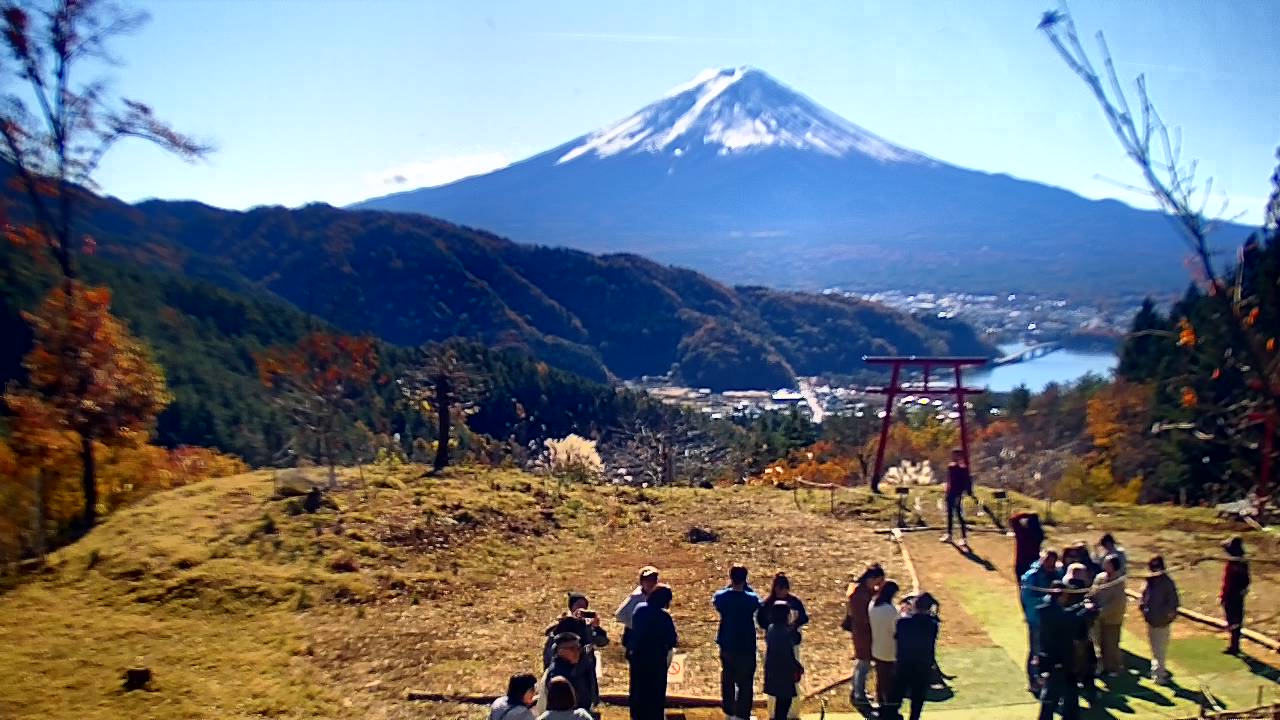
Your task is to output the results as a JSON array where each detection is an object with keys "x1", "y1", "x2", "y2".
[
  {"x1": 714, "y1": 564, "x2": 762, "y2": 720},
  {"x1": 1020, "y1": 550, "x2": 1061, "y2": 693}
]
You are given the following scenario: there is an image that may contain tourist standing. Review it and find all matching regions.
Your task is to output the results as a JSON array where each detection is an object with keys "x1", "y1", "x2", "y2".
[
  {"x1": 845, "y1": 563, "x2": 886, "y2": 706},
  {"x1": 628, "y1": 585, "x2": 677, "y2": 720},
  {"x1": 536, "y1": 634, "x2": 594, "y2": 718},
  {"x1": 758, "y1": 572, "x2": 808, "y2": 719},
  {"x1": 892, "y1": 593, "x2": 940, "y2": 720},
  {"x1": 1020, "y1": 550, "x2": 1060, "y2": 692},
  {"x1": 1037, "y1": 581, "x2": 1094, "y2": 720},
  {"x1": 1011, "y1": 512, "x2": 1045, "y2": 579},
  {"x1": 616, "y1": 566, "x2": 660, "y2": 652},
  {"x1": 491, "y1": 673, "x2": 538, "y2": 720},
  {"x1": 1221, "y1": 537, "x2": 1250, "y2": 655},
  {"x1": 941, "y1": 449, "x2": 975, "y2": 548},
  {"x1": 870, "y1": 580, "x2": 900, "y2": 715},
  {"x1": 764, "y1": 601, "x2": 804, "y2": 720},
  {"x1": 714, "y1": 564, "x2": 761, "y2": 720},
  {"x1": 1095, "y1": 534, "x2": 1127, "y2": 575},
  {"x1": 1139, "y1": 556, "x2": 1179, "y2": 684},
  {"x1": 1090, "y1": 555, "x2": 1127, "y2": 676}
]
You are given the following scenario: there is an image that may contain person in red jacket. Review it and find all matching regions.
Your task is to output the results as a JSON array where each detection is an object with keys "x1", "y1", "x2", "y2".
[
  {"x1": 1011, "y1": 512, "x2": 1045, "y2": 579},
  {"x1": 1220, "y1": 536, "x2": 1250, "y2": 655}
]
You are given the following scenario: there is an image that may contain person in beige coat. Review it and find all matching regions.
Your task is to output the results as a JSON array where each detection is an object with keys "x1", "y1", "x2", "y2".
[{"x1": 1090, "y1": 554, "x2": 1127, "y2": 676}]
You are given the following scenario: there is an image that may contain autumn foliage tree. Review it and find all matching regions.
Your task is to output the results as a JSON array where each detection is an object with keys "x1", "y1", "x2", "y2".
[
  {"x1": 257, "y1": 332, "x2": 379, "y2": 487},
  {"x1": 4, "y1": 283, "x2": 169, "y2": 530},
  {"x1": 1041, "y1": 5, "x2": 1280, "y2": 502}
]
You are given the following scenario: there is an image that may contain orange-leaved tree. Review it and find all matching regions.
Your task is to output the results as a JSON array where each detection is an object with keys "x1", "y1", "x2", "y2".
[
  {"x1": 6, "y1": 283, "x2": 170, "y2": 531},
  {"x1": 257, "y1": 332, "x2": 379, "y2": 487}
]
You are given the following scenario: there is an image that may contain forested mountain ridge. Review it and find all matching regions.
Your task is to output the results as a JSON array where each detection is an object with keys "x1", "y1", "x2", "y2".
[{"x1": 3, "y1": 180, "x2": 994, "y2": 390}]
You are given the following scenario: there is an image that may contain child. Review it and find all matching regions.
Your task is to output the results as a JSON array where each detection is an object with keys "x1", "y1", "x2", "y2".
[{"x1": 764, "y1": 601, "x2": 803, "y2": 720}]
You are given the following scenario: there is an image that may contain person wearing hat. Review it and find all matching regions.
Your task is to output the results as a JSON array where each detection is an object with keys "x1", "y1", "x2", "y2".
[
  {"x1": 543, "y1": 592, "x2": 608, "y2": 713},
  {"x1": 1139, "y1": 555, "x2": 1179, "y2": 684},
  {"x1": 535, "y1": 633, "x2": 593, "y2": 718},
  {"x1": 713, "y1": 564, "x2": 761, "y2": 720},
  {"x1": 845, "y1": 562, "x2": 886, "y2": 706},
  {"x1": 616, "y1": 566, "x2": 660, "y2": 654},
  {"x1": 1220, "y1": 537, "x2": 1250, "y2": 655}
]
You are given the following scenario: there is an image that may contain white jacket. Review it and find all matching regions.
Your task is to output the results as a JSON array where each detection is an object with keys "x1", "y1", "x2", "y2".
[{"x1": 869, "y1": 603, "x2": 898, "y2": 662}]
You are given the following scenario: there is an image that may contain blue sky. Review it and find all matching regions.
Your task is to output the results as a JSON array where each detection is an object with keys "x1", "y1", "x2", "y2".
[{"x1": 93, "y1": 0, "x2": 1279, "y2": 223}]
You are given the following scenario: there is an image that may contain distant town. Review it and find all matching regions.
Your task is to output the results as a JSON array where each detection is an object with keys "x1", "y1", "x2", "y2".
[{"x1": 632, "y1": 289, "x2": 1136, "y2": 421}]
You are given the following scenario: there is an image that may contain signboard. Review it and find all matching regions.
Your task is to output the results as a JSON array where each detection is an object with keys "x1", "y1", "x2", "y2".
[{"x1": 667, "y1": 653, "x2": 687, "y2": 685}]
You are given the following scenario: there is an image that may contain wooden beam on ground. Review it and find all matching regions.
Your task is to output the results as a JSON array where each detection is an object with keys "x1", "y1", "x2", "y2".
[
  {"x1": 403, "y1": 690, "x2": 765, "y2": 709},
  {"x1": 1123, "y1": 588, "x2": 1280, "y2": 653}
]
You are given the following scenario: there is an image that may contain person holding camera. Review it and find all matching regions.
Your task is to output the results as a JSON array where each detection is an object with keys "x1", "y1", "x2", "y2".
[{"x1": 542, "y1": 593, "x2": 607, "y2": 716}]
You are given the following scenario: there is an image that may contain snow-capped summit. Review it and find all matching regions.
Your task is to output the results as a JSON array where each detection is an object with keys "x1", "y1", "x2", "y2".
[{"x1": 556, "y1": 66, "x2": 927, "y2": 164}]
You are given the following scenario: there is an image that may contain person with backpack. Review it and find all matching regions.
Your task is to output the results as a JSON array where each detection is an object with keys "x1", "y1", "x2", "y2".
[
  {"x1": 1139, "y1": 555, "x2": 1179, "y2": 684},
  {"x1": 845, "y1": 563, "x2": 886, "y2": 706},
  {"x1": 1221, "y1": 537, "x2": 1250, "y2": 655},
  {"x1": 491, "y1": 673, "x2": 538, "y2": 720},
  {"x1": 891, "y1": 593, "x2": 940, "y2": 720},
  {"x1": 714, "y1": 564, "x2": 762, "y2": 720},
  {"x1": 764, "y1": 601, "x2": 804, "y2": 720}
]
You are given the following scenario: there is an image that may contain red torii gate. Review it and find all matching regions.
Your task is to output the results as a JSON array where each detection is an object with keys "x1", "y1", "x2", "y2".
[{"x1": 863, "y1": 356, "x2": 988, "y2": 493}]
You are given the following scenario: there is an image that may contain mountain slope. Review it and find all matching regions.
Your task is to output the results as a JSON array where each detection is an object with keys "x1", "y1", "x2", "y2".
[
  {"x1": 355, "y1": 66, "x2": 1248, "y2": 298},
  {"x1": 3, "y1": 180, "x2": 992, "y2": 391}
]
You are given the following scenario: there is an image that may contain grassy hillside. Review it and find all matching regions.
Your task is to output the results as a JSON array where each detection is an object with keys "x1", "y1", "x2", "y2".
[{"x1": 2, "y1": 468, "x2": 1276, "y2": 720}]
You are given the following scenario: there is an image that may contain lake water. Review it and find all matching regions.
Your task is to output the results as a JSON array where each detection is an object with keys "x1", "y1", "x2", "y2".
[{"x1": 967, "y1": 342, "x2": 1117, "y2": 392}]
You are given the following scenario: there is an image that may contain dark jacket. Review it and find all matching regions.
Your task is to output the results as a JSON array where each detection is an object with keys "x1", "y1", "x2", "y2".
[
  {"x1": 542, "y1": 615, "x2": 610, "y2": 667},
  {"x1": 1221, "y1": 560, "x2": 1250, "y2": 604},
  {"x1": 714, "y1": 585, "x2": 762, "y2": 653},
  {"x1": 946, "y1": 463, "x2": 972, "y2": 497},
  {"x1": 1037, "y1": 597, "x2": 1096, "y2": 672},
  {"x1": 1140, "y1": 574, "x2": 1179, "y2": 628},
  {"x1": 895, "y1": 614, "x2": 939, "y2": 667},
  {"x1": 763, "y1": 622, "x2": 802, "y2": 698},
  {"x1": 847, "y1": 584, "x2": 874, "y2": 660},
  {"x1": 757, "y1": 594, "x2": 809, "y2": 644},
  {"x1": 630, "y1": 603, "x2": 678, "y2": 662},
  {"x1": 1011, "y1": 512, "x2": 1044, "y2": 574},
  {"x1": 545, "y1": 655, "x2": 593, "y2": 713}
]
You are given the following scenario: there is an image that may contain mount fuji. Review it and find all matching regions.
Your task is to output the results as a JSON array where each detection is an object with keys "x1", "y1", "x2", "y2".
[{"x1": 354, "y1": 67, "x2": 1244, "y2": 298}]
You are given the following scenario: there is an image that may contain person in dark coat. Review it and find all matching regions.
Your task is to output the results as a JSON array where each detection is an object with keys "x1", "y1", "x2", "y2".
[
  {"x1": 757, "y1": 572, "x2": 810, "y2": 644},
  {"x1": 1140, "y1": 555, "x2": 1179, "y2": 684},
  {"x1": 890, "y1": 593, "x2": 940, "y2": 720},
  {"x1": 628, "y1": 584, "x2": 677, "y2": 720},
  {"x1": 941, "y1": 449, "x2": 975, "y2": 547},
  {"x1": 1220, "y1": 537, "x2": 1250, "y2": 655},
  {"x1": 536, "y1": 633, "x2": 595, "y2": 718},
  {"x1": 1037, "y1": 581, "x2": 1097, "y2": 720},
  {"x1": 714, "y1": 564, "x2": 761, "y2": 720},
  {"x1": 542, "y1": 593, "x2": 609, "y2": 714},
  {"x1": 1011, "y1": 512, "x2": 1045, "y2": 579},
  {"x1": 764, "y1": 601, "x2": 803, "y2": 720}
]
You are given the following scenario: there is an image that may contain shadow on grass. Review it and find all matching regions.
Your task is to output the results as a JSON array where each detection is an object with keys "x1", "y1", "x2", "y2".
[
  {"x1": 949, "y1": 541, "x2": 996, "y2": 572},
  {"x1": 1238, "y1": 651, "x2": 1280, "y2": 684}
]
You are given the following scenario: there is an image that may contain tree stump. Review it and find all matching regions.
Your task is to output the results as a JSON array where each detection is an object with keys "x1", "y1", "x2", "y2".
[{"x1": 122, "y1": 667, "x2": 152, "y2": 691}]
